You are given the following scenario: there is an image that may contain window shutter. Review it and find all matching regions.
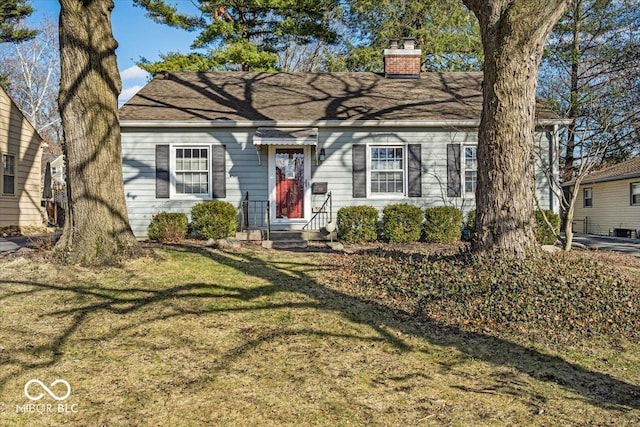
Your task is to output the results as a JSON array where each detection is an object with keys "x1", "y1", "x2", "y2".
[
  {"x1": 447, "y1": 144, "x2": 461, "y2": 197},
  {"x1": 407, "y1": 144, "x2": 422, "y2": 197},
  {"x1": 155, "y1": 145, "x2": 170, "y2": 199},
  {"x1": 212, "y1": 145, "x2": 226, "y2": 198},
  {"x1": 352, "y1": 144, "x2": 366, "y2": 198}
]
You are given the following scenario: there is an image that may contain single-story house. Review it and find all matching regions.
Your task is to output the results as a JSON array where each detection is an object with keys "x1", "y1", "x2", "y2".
[
  {"x1": 0, "y1": 85, "x2": 44, "y2": 228},
  {"x1": 563, "y1": 156, "x2": 640, "y2": 238},
  {"x1": 119, "y1": 41, "x2": 565, "y2": 238}
]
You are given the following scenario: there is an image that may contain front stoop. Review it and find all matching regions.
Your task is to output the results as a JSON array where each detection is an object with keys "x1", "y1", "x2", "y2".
[
  {"x1": 263, "y1": 231, "x2": 308, "y2": 249},
  {"x1": 237, "y1": 229, "x2": 339, "y2": 250},
  {"x1": 236, "y1": 230, "x2": 263, "y2": 241}
]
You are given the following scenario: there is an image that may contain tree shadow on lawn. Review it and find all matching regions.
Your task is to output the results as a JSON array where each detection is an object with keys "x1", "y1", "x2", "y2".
[
  {"x1": 194, "y1": 245, "x2": 640, "y2": 412},
  {"x1": 0, "y1": 244, "x2": 638, "y2": 414}
]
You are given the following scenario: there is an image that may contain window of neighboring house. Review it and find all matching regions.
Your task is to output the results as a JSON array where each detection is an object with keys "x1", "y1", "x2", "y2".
[
  {"x1": 631, "y1": 182, "x2": 640, "y2": 206},
  {"x1": 2, "y1": 154, "x2": 15, "y2": 195},
  {"x1": 463, "y1": 146, "x2": 477, "y2": 195},
  {"x1": 583, "y1": 187, "x2": 593, "y2": 208},
  {"x1": 173, "y1": 147, "x2": 210, "y2": 196},
  {"x1": 369, "y1": 146, "x2": 404, "y2": 194}
]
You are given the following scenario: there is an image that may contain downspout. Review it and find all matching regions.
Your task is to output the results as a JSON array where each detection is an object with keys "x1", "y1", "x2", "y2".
[{"x1": 551, "y1": 124, "x2": 560, "y2": 215}]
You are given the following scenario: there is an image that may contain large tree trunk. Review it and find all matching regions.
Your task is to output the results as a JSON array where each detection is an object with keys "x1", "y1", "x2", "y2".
[
  {"x1": 56, "y1": 0, "x2": 141, "y2": 265},
  {"x1": 463, "y1": 0, "x2": 569, "y2": 256}
]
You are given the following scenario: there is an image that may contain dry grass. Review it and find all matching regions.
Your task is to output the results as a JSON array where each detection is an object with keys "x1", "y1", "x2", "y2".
[{"x1": 0, "y1": 244, "x2": 638, "y2": 426}]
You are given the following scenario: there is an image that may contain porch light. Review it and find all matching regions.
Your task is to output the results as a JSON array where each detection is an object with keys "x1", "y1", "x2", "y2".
[{"x1": 319, "y1": 148, "x2": 326, "y2": 162}]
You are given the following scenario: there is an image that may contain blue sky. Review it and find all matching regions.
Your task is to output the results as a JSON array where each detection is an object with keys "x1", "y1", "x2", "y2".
[{"x1": 29, "y1": 0, "x2": 200, "y2": 104}]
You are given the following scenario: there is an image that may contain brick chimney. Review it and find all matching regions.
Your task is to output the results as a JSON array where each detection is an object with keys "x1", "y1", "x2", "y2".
[{"x1": 383, "y1": 37, "x2": 421, "y2": 79}]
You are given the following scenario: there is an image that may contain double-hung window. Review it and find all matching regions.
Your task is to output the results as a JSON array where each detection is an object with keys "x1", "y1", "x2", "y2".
[
  {"x1": 173, "y1": 147, "x2": 210, "y2": 197},
  {"x1": 2, "y1": 154, "x2": 15, "y2": 195},
  {"x1": 156, "y1": 144, "x2": 225, "y2": 200},
  {"x1": 370, "y1": 146, "x2": 404, "y2": 194},
  {"x1": 464, "y1": 146, "x2": 477, "y2": 195},
  {"x1": 583, "y1": 187, "x2": 593, "y2": 208},
  {"x1": 631, "y1": 183, "x2": 640, "y2": 206}
]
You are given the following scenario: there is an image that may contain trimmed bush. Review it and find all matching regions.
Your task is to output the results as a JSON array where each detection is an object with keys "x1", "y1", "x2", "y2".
[
  {"x1": 190, "y1": 201, "x2": 238, "y2": 240},
  {"x1": 535, "y1": 209, "x2": 560, "y2": 245},
  {"x1": 423, "y1": 206, "x2": 463, "y2": 243},
  {"x1": 337, "y1": 206, "x2": 379, "y2": 243},
  {"x1": 147, "y1": 212, "x2": 188, "y2": 242},
  {"x1": 381, "y1": 204, "x2": 423, "y2": 243}
]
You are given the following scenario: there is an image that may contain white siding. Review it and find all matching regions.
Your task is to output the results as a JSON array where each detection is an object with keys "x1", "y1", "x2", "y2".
[
  {"x1": 122, "y1": 126, "x2": 556, "y2": 237},
  {"x1": 570, "y1": 178, "x2": 640, "y2": 236}
]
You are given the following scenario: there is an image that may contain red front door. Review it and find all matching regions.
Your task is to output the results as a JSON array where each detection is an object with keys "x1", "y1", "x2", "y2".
[{"x1": 275, "y1": 148, "x2": 304, "y2": 219}]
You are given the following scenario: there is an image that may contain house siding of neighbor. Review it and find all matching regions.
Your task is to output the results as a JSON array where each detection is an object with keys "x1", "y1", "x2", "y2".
[
  {"x1": 564, "y1": 156, "x2": 640, "y2": 238},
  {"x1": 119, "y1": 43, "x2": 565, "y2": 238},
  {"x1": 0, "y1": 86, "x2": 43, "y2": 228}
]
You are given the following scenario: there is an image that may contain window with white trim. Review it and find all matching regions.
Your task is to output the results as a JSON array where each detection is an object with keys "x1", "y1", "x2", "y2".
[
  {"x1": 583, "y1": 187, "x2": 593, "y2": 208},
  {"x1": 464, "y1": 146, "x2": 477, "y2": 195},
  {"x1": 173, "y1": 147, "x2": 210, "y2": 196},
  {"x1": 369, "y1": 146, "x2": 404, "y2": 194},
  {"x1": 631, "y1": 183, "x2": 640, "y2": 206},
  {"x1": 2, "y1": 154, "x2": 15, "y2": 195}
]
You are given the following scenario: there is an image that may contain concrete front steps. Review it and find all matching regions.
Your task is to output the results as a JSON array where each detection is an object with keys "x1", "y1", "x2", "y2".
[{"x1": 235, "y1": 229, "x2": 337, "y2": 250}]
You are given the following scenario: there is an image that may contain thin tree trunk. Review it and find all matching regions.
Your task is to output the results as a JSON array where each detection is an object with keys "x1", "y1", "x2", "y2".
[
  {"x1": 463, "y1": 0, "x2": 569, "y2": 257},
  {"x1": 562, "y1": 176, "x2": 584, "y2": 251},
  {"x1": 562, "y1": 2, "x2": 581, "y2": 183},
  {"x1": 56, "y1": 0, "x2": 141, "y2": 265},
  {"x1": 564, "y1": 213, "x2": 574, "y2": 251}
]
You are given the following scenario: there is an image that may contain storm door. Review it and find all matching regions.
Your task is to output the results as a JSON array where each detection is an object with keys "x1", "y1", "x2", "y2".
[{"x1": 275, "y1": 148, "x2": 305, "y2": 219}]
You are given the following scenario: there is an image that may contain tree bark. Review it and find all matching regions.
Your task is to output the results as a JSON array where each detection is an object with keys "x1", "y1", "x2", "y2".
[
  {"x1": 463, "y1": 0, "x2": 569, "y2": 256},
  {"x1": 56, "y1": 0, "x2": 141, "y2": 265}
]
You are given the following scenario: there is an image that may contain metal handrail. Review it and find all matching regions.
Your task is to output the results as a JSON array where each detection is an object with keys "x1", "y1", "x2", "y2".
[
  {"x1": 303, "y1": 192, "x2": 332, "y2": 231},
  {"x1": 240, "y1": 192, "x2": 270, "y2": 239}
]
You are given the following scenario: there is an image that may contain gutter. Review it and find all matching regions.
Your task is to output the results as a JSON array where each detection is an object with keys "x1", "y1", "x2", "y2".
[
  {"x1": 562, "y1": 173, "x2": 640, "y2": 187},
  {"x1": 120, "y1": 119, "x2": 569, "y2": 129}
]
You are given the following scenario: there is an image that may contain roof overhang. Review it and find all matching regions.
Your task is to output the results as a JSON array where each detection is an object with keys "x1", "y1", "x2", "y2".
[
  {"x1": 120, "y1": 119, "x2": 569, "y2": 129},
  {"x1": 253, "y1": 127, "x2": 318, "y2": 146},
  {"x1": 562, "y1": 172, "x2": 640, "y2": 187}
]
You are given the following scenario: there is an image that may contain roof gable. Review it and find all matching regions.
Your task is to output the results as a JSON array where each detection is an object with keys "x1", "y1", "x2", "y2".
[
  {"x1": 0, "y1": 86, "x2": 43, "y2": 141},
  {"x1": 119, "y1": 71, "x2": 561, "y2": 125}
]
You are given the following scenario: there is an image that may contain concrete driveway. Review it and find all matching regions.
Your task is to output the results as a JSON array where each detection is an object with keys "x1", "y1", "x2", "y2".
[
  {"x1": 0, "y1": 236, "x2": 29, "y2": 253},
  {"x1": 0, "y1": 233, "x2": 60, "y2": 254},
  {"x1": 571, "y1": 234, "x2": 640, "y2": 257}
]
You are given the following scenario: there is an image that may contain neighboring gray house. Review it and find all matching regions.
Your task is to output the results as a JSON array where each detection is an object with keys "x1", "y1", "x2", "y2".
[{"x1": 119, "y1": 43, "x2": 565, "y2": 238}]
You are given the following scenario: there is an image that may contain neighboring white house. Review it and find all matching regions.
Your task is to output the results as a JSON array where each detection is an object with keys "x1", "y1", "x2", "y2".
[
  {"x1": 0, "y1": 86, "x2": 44, "y2": 228},
  {"x1": 119, "y1": 42, "x2": 566, "y2": 238},
  {"x1": 564, "y1": 156, "x2": 640, "y2": 238},
  {"x1": 50, "y1": 154, "x2": 66, "y2": 188}
]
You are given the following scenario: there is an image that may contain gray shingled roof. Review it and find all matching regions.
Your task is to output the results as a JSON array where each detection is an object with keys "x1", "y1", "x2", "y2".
[
  {"x1": 565, "y1": 156, "x2": 640, "y2": 186},
  {"x1": 119, "y1": 71, "x2": 561, "y2": 124}
]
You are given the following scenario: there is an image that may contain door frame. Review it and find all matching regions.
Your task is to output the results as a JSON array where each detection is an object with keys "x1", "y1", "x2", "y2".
[{"x1": 268, "y1": 145, "x2": 312, "y2": 227}]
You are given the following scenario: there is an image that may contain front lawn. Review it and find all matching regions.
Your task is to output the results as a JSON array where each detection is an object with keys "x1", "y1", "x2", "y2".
[{"x1": 0, "y1": 244, "x2": 638, "y2": 426}]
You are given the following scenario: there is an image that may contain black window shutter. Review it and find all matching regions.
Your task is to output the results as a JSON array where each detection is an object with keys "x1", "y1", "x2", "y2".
[
  {"x1": 352, "y1": 144, "x2": 366, "y2": 198},
  {"x1": 212, "y1": 145, "x2": 226, "y2": 198},
  {"x1": 407, "y1": 144, "x2": 422, "y2": 197},
  {"x1": 447, "y1": 144, "x2": 461, "y2": 197},
  {"x1": 155, "y1": 145, "x2": 170, "y2": 198}
]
